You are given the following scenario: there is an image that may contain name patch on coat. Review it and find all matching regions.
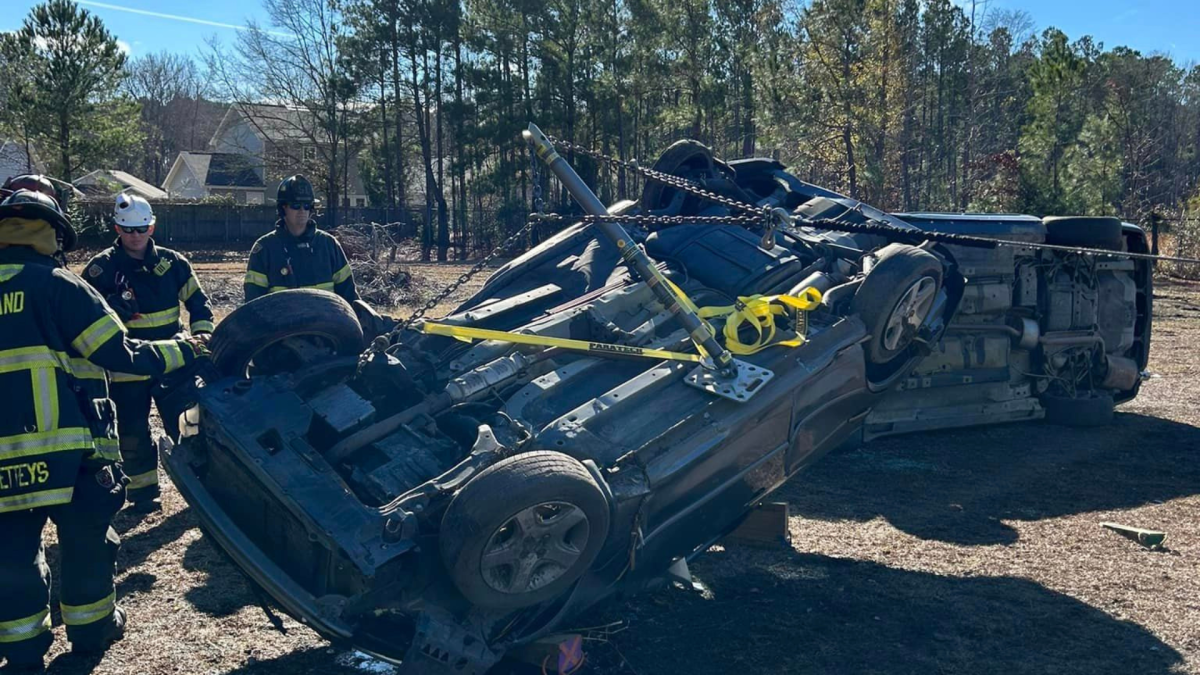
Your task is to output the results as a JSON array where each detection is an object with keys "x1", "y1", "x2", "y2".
[
  {"x1": 0, "y1": 291, "x2": 25, "y2": 316},
  {"x1": 0, "y1": 461, "x2": 50, "y2": 491}
]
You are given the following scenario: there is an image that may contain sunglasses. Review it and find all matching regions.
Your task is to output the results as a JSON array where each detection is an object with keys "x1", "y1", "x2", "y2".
[
  {"x1": 286, "y1": 202, "x2": 314, "y2": 211},
  {"x1": 119, "y1": 226, "x2": 150, "y2": 234}
]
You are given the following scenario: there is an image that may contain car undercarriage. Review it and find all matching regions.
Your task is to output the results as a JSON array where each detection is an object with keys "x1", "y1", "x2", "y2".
[{"x1": 163, "y1": 126, "x2": 1152, "y2": 673}]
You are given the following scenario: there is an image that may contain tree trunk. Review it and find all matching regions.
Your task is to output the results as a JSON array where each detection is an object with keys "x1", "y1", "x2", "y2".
[{"x1": 435, "y1": 44, "x2": 449, "y2": 262}]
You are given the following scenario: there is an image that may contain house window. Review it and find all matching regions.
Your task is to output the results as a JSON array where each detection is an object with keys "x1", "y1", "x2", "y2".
[
  {"x1": 302, "y1": 146, "x2": 316, "y2": 161},
  {"x1": 356, "y1": 197, "x2": 366, "y2": 207}
]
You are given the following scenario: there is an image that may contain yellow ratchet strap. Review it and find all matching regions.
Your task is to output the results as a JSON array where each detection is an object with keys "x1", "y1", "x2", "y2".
[
  {"x1": 420, "y1": 323, "x2": 707, "y2": 364},
  {"x1": 422, "y1": 283, "x2": 823, "y2": 363},
  {"x1": 667, "y1": 280, "x2": 823, "y2": 355}
]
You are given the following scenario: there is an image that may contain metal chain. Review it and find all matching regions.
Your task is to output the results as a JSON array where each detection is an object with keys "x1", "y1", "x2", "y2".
[
  {"x1": 385, "y1": 132, "x2": 1200, "y2": 354},
  {"x1": 390, "y1": 218, "x2": 536, "y2": 337},
  {"x1": 384, "y1": 145, "x2": 548, "y2": 343},
  {"x1": 545, "y1": 136, "x2": 1200, "y2": 265},
  {"x1": 528, "y1": 212, "x2": 764, "y2": 228},
  {"x1": 546, "y1": 136, "x2": 771, "y2": 220}
]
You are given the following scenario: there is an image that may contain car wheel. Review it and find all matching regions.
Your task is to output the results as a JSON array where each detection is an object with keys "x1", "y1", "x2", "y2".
[
  {"x1": 640, "y1": 140, "x2": 721, "y2": 214},
  {"x1": 440, "y1": 451, "x2": 610, "y2": 610},
  {"x1": 1040, "y1": 390, "x2": 1115, "y2": 427},
  {"x1": 852, "y1": 244, "x2": 943, "y2": 364},
  {"x1": 210, "y1": 289, "x2": 365, "y2": 377},
  {"x1": 1043, "y1": 216, "x2": 1124, "y2": 251}
]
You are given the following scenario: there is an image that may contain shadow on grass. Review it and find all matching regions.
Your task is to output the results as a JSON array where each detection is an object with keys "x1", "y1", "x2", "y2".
[
  {"x1": 785, "y1": 412, "x2": 1200, "y2": 546},
  {"x1": 583, "y1": 546, "x2": 1182, "y2": 675}
]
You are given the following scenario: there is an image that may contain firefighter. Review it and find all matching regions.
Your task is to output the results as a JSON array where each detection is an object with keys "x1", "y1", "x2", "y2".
[
  {"x1": 0, "y1": 190, "x2": 205, "y2": 672},
  {"x1": 243, "y1": 175, "x2": 392, "y2": 335},
  {"x1": 243, "y1": 175, "x2": 358, "y2": 302},
  {"x1": 82, "y1": 193, "x2": 214, "y2": 513}
]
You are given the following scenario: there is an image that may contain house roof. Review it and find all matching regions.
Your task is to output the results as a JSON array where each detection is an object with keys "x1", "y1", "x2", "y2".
[
  {"x1": 75, "y1": 169, "x2": 169, "y2": 200},
  {"x1": 210, "y1": 103, "x2": 318, "y2": 148},
  {"x1": 166, "y1": 151, "x2": 267, "y2": 192},
  {"x1": 207, "y1": 153, "x2": 263, "y2": 187}
]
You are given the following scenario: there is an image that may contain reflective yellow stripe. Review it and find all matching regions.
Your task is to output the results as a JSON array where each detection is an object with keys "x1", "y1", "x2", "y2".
[
  {"x1": 267, "y1": 282, "x2": 335, "y2": 294},
  {"x1": 0, "y1": 346, "x2": 63, "y2": 374},
  {"x1": 0, "y1": 428, "x2": 93, "y2": 461},
  {"x1": 0, "y1": 608, "x2": 50, "y2": 643},
  {"x1": 71, "y1": 315, "x2": 122, "y2": 358},
  {"x1": 61, "y1": 591, "x2": 115, "y2": 626},
  {"x1": 0, "y1": 348, "x2": 106, "y2": 383},
  {"x1": 332, "y1": 264, "x2": 352, "y2": 284},
  {"x1": 154, "y1": 341, "x2": 184, "y2": 373},
  {"x1": 30, "y1": 367, "x2": 58, "y2": 432},
  {"x1": 245, "y1": 270, "x2": 268, "y2": 288},
  {"x1": 179, "y1": 275, "x2": 200, "y2": 301},
  {"x1": 110, "y1": 372, "x2": 151, "y2": 383},
  {"x1": 190, "y1": 320, "x2": 215, "y2": 334},
  {"x1": 68, "y1": 358, "x2": 107, "y2": 381},
  {"x1": 0, "y1": 487, "x2": 74, "y2": 514},
  {"x1": 126, "y1": 469, "x2": 158, "y2": 490},
  {"x1": 92, "y1": 437, "x2": 120, "y2": 462},
  {"x1": 0, "y1": 264, "x2": 24, "y2": 283},
  {"x1": 126, "y1": 306, "x2": 181, "y2": 329}
]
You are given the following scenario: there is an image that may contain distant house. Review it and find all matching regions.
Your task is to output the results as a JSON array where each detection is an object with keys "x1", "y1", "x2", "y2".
[
  {"x1": 163, "y1": 103, "x2": 368, "y2": 206},
  {"x1": 0, "y1": 139, "x2": 43, "y2": 185},
  {"x1": 74, "y1": 169, "x2": 169, "y2": 201},
  {"x1": 162, "y1": 151, "x2": 266, "y2": 203}
]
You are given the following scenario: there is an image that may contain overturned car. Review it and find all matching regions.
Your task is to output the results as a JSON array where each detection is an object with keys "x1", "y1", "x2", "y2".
[{"x1": 163, "y1": 126, "x2": 1152, "y2": 673}]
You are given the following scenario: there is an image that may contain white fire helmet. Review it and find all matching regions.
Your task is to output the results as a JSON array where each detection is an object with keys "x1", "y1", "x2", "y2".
[{"x1": 113, "y1": 192, "x2": 156, "y2": 229}]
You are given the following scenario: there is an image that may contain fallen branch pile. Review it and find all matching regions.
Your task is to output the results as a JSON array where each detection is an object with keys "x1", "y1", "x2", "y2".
[{"x1": 337, "y1": 223, "x2": 421, "y2": 306}]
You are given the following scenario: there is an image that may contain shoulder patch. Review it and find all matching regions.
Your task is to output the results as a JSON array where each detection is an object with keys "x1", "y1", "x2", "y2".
[
  {"x1": 88, "y1": 264, "x2": 104, "y2": 278},
  {"x1": 251, "y1": 241, "x2": 263, "y2": 255}
]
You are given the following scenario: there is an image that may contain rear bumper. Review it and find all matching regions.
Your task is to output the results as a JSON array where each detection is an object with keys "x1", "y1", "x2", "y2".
[{"x1": 163, "y1": 439, "x2": 355, "y2": 641}]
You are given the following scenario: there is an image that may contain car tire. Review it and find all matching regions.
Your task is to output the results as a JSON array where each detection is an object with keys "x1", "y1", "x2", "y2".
[
  {"x1": 210, "y1": 289, "x2": 365, "y2": 377},
  {"x1": 640, "y1": 140, "x2": 720, "y2": 213},
  {"x1": 852, "y1": 244, "x2": 944, "y2": 364},
  {"x1": 1043, "y1": 216, "x2": 1124, "y2": 251},
  {"x1": 1040, "y1": 390, "x2": 1115, "y2": 427},
  {"x1": 440, "y1": 451, "x2": 610, "y2": 610}
]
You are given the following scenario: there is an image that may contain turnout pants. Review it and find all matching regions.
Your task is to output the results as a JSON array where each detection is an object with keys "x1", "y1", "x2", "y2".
[
  {"x1": 111, "y1": 378, "x2": 178, "y2": 503},
  {"x1": 0, "y1": 465, "x2": 125, "y2": 664}
]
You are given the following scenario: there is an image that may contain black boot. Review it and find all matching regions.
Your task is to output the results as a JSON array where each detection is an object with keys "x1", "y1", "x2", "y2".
[{"x1": 70, "y1": 607, "x2": 125, "y2": 655}]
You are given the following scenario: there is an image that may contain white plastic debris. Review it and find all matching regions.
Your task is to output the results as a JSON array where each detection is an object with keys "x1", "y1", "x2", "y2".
[{"x1": 335, "y1": 650, "x2": 397, "y2": 674}]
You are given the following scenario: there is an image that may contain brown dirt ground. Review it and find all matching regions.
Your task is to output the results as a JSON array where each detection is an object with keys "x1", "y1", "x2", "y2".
[{"x1": 26, "y1": 255, "x2": 1200, "y2": 675}]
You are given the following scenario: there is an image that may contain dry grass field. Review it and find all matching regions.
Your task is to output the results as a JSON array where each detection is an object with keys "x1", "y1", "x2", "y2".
[{"x1": 29, "y1": 247, "x2": 1200, "y2": 675}]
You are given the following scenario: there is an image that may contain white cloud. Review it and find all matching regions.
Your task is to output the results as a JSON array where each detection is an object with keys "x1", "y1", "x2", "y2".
[{"x1": 116, "y1": 39, "x2": 131, "y2": 55}]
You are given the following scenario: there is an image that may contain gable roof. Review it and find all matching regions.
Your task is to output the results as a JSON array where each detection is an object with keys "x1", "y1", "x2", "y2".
[
  {"x1": 210, "y1": 103, "x2": 317, "y2": 148},
  {"x1": 206, "y1": 153, "x2": 263, "y2": 187},
  {"x1": 75, "y1": 169, "x2": 169, "y2": 200},
  {"x1": 166, "y1": 151, "x2": 266, "y2": 191}
]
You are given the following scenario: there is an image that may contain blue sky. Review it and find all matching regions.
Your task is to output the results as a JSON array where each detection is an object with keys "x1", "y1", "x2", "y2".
[{"x1": 2, "y1": 0, "x2": 1199, "y2": 65}]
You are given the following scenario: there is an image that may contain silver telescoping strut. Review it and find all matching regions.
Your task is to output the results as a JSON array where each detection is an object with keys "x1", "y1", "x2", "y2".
[{"x1": 522, "y1": 122, "x2": 773, "y2": 402}]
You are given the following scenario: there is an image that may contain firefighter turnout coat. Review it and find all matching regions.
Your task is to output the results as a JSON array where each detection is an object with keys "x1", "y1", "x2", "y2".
[
  {"x1": 83, "y1": 240, "x2": 214, "y2": 381},
  {"x1": 243, "y1": 221, "x2": 357, "y2": 303},
  {"x1": 0, "y1": 246, "x2": 197, "y2": 514}
]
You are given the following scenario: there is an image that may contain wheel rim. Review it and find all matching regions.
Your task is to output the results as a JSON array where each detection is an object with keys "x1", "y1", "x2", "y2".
[
  {"x1": 479, "y1": 501, "x2": 591, "y2": 596},
  {"x1": 243, "y1": 334, "x2": 338, "y2": 378},
  {"x1": 881, "y1": 276, "x2": 937, "y2": 351}
]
